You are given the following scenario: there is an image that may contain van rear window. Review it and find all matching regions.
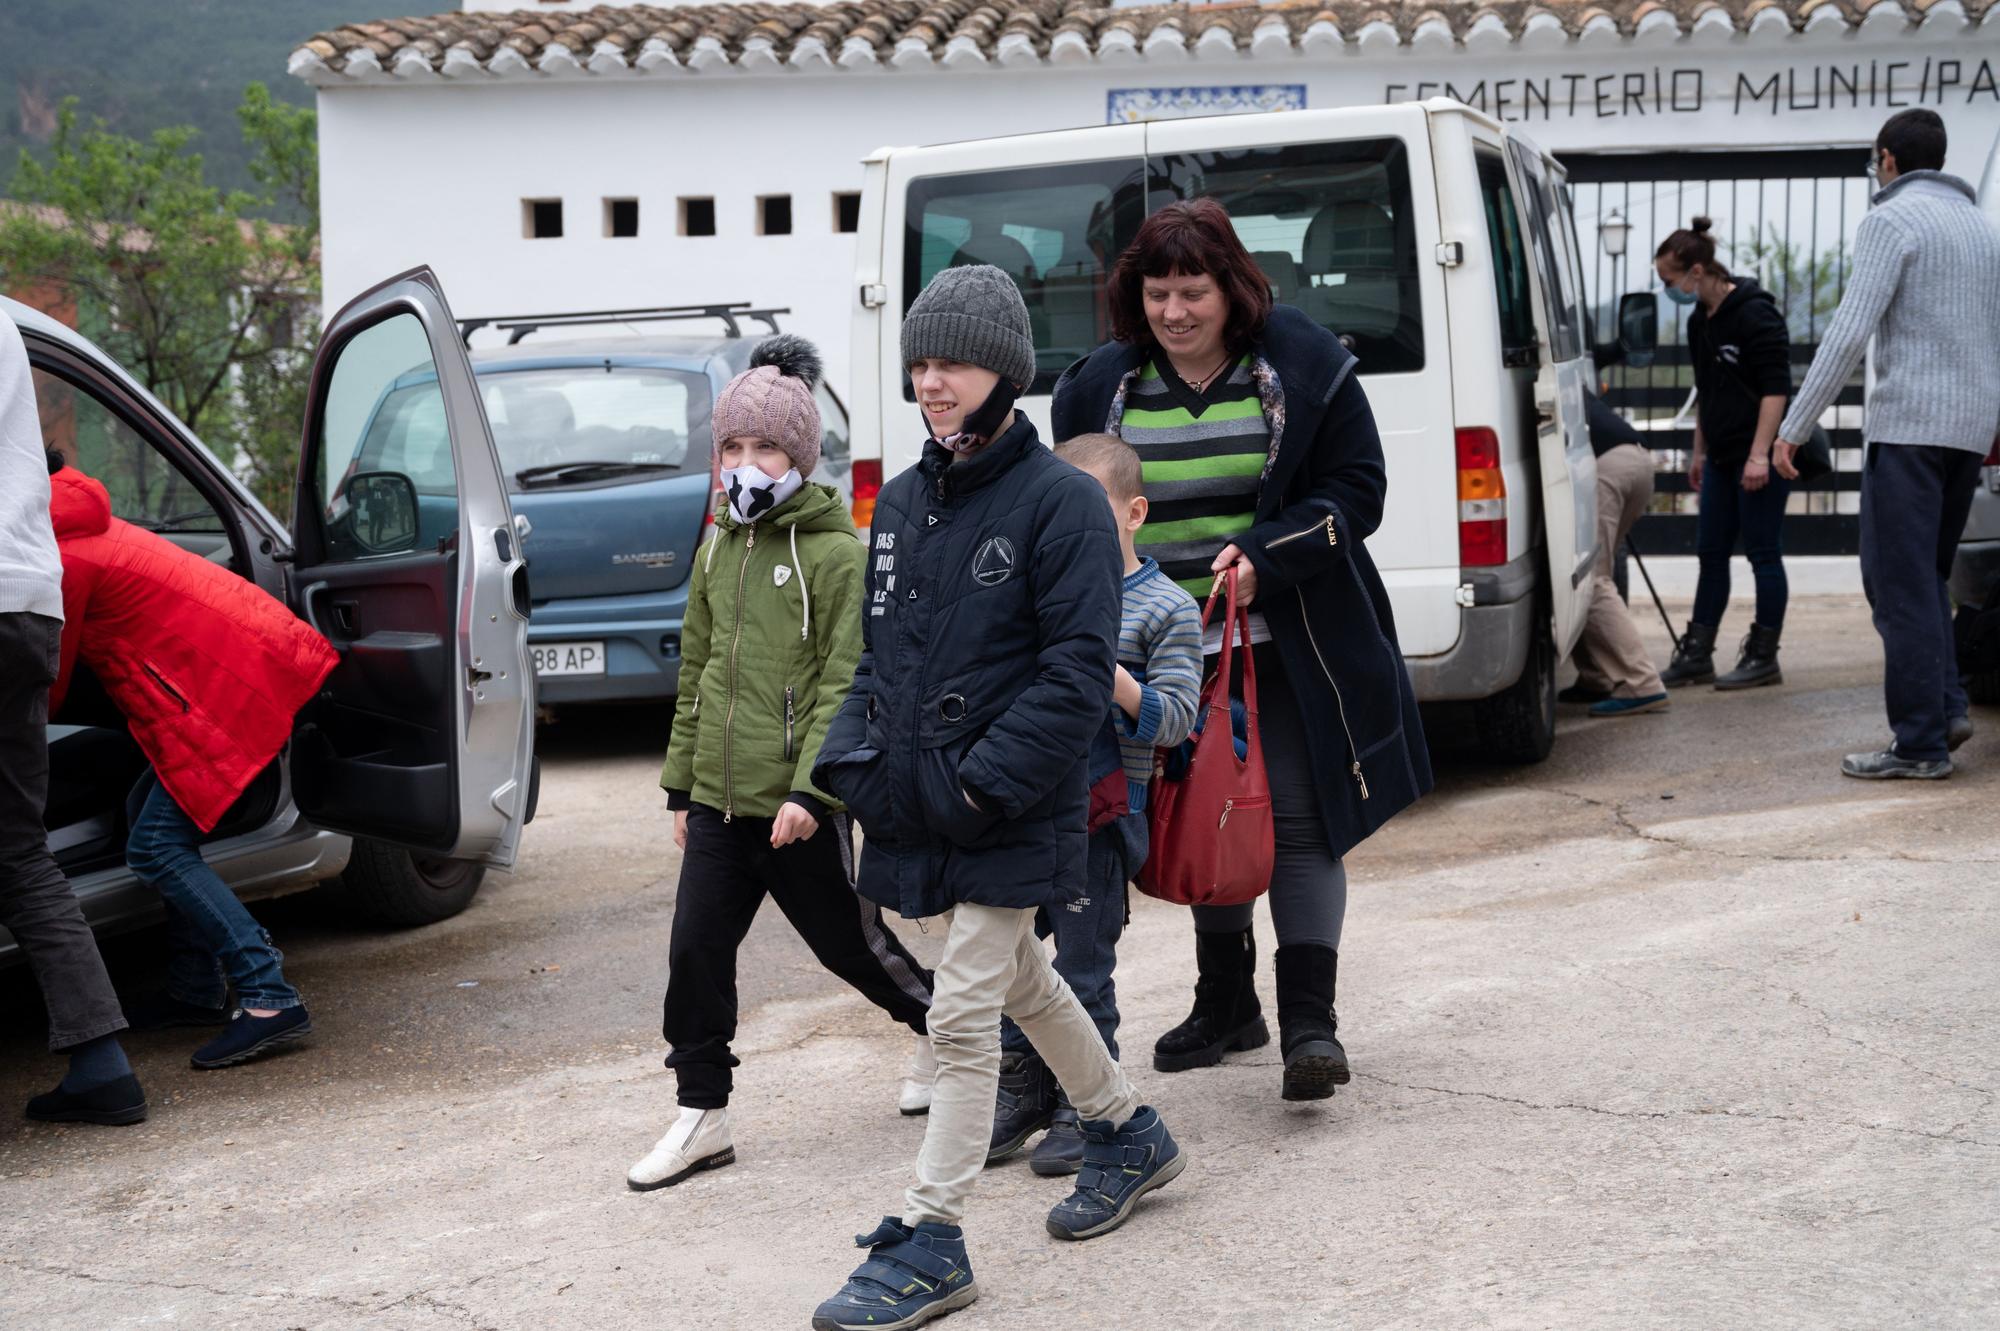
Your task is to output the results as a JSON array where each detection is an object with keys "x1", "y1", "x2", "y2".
[
  {"x1": 1151, "y1": 137, "x2": 1424, "y2": 375},
  {"x1": 904, "y1": 159, "x2": 1150, "y2": 396}
]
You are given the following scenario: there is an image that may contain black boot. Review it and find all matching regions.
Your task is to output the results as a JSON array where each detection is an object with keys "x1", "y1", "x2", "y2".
[
  {"x1": 1275, "y1": 945, "x2": 1348, "y2": 1103},
  {"x1": 1659, "y1": 621, "x2": 1718, "y2": 688},
  {"x1": 1152, "y1": 927, "x2": 1269, "y2": 1073},
  {"x1": 1714, "y1": 622, "x2": 1783, "y2": 690},
  {"x1": 986, "y1": 1051, "x2": 1055, "y2": 1164}
]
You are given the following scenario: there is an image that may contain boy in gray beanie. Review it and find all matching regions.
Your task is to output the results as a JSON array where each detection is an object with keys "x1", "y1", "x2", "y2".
[{"x1": 811, "y1": 267, "x2": 1184, "y2": 1331}]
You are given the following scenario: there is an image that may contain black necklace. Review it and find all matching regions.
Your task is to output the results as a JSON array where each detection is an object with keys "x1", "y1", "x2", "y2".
[{"x1": 1176, "y1": 352, "x2": 1233, "y2": 394}]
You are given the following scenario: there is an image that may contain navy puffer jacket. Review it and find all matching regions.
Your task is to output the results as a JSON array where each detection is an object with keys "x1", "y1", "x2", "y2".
[{"x1": 814, "y1": 415, "x2": 1121, "y2": 921}]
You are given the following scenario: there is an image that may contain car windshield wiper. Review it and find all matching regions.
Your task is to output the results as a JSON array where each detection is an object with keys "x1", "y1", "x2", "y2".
[
  {"x1": 137, "y1": 508, "x2": 219, "y2": 533},
  {"x1": 513, "y1": 460, "x2": 675, "y2": 487}
]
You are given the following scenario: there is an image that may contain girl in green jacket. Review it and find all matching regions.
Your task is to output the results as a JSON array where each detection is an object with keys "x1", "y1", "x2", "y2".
[{"x1": 628, "y1": 337, "x2": 934, "y2": 1192}]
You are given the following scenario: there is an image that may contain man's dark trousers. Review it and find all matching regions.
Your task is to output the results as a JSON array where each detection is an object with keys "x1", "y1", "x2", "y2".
[
  {"x1": 0, "y1": 612, "x2": 127, "y2": 1050},
  {"x1": 1859, "y1": 443, "x2": 1985, "y2": 761},
  {"x1": 662, "y1": 803, "x2": 933, "y2": 1109}
]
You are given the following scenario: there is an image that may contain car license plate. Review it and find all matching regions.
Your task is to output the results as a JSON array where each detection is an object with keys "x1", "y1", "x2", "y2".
[{"x1": 531, "y1": 641, "x2": 606, "y2": 676}]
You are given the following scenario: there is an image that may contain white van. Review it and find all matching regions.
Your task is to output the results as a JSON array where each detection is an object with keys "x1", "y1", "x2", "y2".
[{"x1": 849, "y1": 99, "x2": 1601, "y2": 762}]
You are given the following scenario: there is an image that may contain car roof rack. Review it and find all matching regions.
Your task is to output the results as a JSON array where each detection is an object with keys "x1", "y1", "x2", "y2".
[{"x1": 456, "y1": 302, "x2": 788, "y2": 347}]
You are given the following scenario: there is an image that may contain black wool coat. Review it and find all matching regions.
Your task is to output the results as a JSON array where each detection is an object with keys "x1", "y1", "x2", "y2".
[
  {"x1": 1051, "y1": 304, "x2": 1433, "y2": 860},
  {"x1": 813, "y1": 415, "x2": 1122, "y2": 920}
]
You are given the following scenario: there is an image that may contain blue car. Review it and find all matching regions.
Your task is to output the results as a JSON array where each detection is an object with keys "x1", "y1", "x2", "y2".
[{"x1": 350, "y1": 306, "x2": 856, "y2": 706}]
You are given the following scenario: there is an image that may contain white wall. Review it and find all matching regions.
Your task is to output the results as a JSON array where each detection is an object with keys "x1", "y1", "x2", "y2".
[{"x1": 316, "y1": 40, "x2": 2000, "y2": 397}]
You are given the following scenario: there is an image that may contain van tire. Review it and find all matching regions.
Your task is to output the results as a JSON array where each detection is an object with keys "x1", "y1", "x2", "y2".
[
  {"x1": 341, "y1": 838, "x2": 486, "y2": 927},
  {"x1": 1474, "y1": 624, "x2": 1557, "y2": 764}
]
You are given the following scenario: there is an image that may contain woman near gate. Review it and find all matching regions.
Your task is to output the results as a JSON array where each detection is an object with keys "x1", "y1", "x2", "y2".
[
  {"x1": 1655, "y1": 217, "x2": 1797, "y2": 690},
  {"x1": 1050, "y1": 198, "x2": 1432, "y2": 1103}
]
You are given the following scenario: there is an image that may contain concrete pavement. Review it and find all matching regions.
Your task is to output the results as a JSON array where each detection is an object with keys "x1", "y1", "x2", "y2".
[{"x1": 2, "y1": 590, "x2": 1994, "y2": 1330}]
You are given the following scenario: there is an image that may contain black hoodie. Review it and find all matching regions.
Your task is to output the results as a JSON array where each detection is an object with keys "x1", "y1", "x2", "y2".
[{"x1": 1687, "y1": 277, "x2": 1794, "y2": 465}]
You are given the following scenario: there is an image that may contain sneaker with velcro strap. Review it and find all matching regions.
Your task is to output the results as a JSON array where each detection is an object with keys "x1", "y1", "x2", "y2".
[
  {"x1": 1044, "y1": 1105, "x2": 1185, "y2": 1241},
  {"x1": 812, "y1": 1217, "x2": 977, "y2": 1331}
]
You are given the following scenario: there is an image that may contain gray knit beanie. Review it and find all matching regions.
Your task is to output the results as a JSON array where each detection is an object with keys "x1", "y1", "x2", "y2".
[{"x1": 901, "y1": 263, "x2": 1037, "y2": 389}]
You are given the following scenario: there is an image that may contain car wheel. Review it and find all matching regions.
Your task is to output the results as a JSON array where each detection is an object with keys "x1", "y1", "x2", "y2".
[
  {"x1": 1474, "y1": 622, "x2": 1557, "y2": 765},
  {"x1": 341, "y1": 837, "x2": 485, "y2": 927}
]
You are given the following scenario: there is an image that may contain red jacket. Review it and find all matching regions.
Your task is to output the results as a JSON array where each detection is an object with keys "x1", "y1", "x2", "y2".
[{"x1": 49, "y1": 467, "x2": 338, "y2": 833}]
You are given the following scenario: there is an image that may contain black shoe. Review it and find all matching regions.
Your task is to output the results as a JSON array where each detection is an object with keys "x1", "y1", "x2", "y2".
[
  {"x1": 26, "y1": 1073, "x2": 148, "y2": 1126},
  {"x1": 1153, "y1": 927, "x2": 1270, "y2": 1073},
  {"x1": 986, "y1": 1051, "x2": 1054, "y2": 1164},
  {"x1": 1558, "y1": 683, "x2": 1610, "y2": 705},
  {"x1": 1948, "y1": 715, "x2": 1974, "y2": 752},
  {"x1": 1275, "y1": 945, "x2": 1349, "y2": 1103},
  {"x1": 191, "y1": 1006, "x2": 312, "y2": 1069},
  {"x1": 122, "y1": 991, "x2": 231, "y2": 1032},
  {"x1": 1660, "y1": 621, "x2": 1718, "y2": 688},
  {"x1": 1714, "y1": 623, "x2": 1782, "y2": 690},
  {"x1": 1841, "y1": 748, "x2": 1951, "y2": 780},
  {"x1": 1029, "y1": 1094, "x2": 1084, "y2": 1177}
]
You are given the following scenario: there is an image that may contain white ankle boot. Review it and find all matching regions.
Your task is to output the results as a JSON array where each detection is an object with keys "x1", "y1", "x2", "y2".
[
  {"x1": 898, "y1": 1032, "x2": 936, "y2": 1117},
  {"x1": 627, "y1": 1106, "x2": 734, "y2": 1191}
]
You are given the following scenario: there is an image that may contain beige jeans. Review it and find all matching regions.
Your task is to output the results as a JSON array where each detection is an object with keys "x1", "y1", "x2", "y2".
[
  {"x1": 903, "y1": 902, "x2": 1139, "y2": 1227},
  {"x1": 1573, "y1": 443, "x2": 1667, "y2": 698}
]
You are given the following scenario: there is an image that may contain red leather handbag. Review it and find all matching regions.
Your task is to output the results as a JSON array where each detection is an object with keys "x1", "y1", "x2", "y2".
[{"x1": 1136, "y1": 566, "x2": 1274, "y2": 907}]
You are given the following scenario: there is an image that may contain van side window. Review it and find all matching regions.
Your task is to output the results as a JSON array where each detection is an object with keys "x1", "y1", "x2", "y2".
[
  {"x1": 1476, "y1": 149, "x2": 1537, "y2": 367},
  {"x1": 1152, "y1": 137, "x2": 1423, "y2": 375},
  {"x1": 903, "y1": 160, "x2": 1149, "y2": 396},
  {"x1": 1506, "y1": 142, "x2": 1586, "y2": 363}
]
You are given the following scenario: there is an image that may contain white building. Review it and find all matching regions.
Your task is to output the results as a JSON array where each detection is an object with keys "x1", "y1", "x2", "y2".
[{"x1": 293, "y1": 0, "x2": 2000, "y2": 402}]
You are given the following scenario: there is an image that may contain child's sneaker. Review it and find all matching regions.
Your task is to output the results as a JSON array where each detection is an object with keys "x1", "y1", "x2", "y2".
[
  {"x1": 627, "y1": 1107, "x2": 734, "y2": 1191},
  {"x1": 1028, "y1": 1092, "x2": 1084, "y2": 1177},
  {"x1": 812, "y1": 1217, "x2": 977, "y2": 1330},
  {"x1": 985, "y1": 1051, "x2": 1054, "y2": 1163},
  {"x1": 1044, "y1": 1105, "x2": 1186, "y2": 1241},
  {"x1": 898, "y1": 1032, "x2": 935, "y2": 1117}
]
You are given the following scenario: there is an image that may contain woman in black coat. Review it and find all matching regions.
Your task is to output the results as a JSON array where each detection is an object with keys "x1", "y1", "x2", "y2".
[{"x1": 1051, "y1": 198, "x2": 1432, "y2": 1103}]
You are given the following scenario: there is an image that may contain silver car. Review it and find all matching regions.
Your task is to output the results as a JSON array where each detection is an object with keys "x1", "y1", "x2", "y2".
[{"x1": 3, "y1": 269, "x2": 538, "y2": 962}]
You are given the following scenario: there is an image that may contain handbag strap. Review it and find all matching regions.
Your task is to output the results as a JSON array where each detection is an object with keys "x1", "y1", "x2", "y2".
[{"x1": 1198, "y1": 567, "x2": 1257, "y2": 760}]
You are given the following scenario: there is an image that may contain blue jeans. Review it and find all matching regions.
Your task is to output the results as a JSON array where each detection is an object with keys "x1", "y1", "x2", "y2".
[
  {"x1": 999, "y1": 812, "x2": 1145, "y2": 1063},
  {"x1": 125, "y1": 771, "x2": 301, "y2": 1011},
  {"x1": 1692, "y1": 456, "x2": 1792, "y2": 631},
  {"x1": 1859, "y1": 442, "x2": 1983, "y2": 761}
]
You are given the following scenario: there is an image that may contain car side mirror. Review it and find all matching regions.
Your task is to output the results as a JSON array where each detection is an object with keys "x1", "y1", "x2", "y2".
[
  {"x1": 1616, "y1": 291, "x2": 1659, "y2": 370},
  {"x1": 344, "y1": 471, "x2": 419, "y2": 556}
]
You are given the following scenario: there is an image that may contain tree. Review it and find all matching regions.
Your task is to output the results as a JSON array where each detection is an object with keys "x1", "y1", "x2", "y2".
[{"x1": 0, "y1": 84, "x2": 318, "y2": 514}]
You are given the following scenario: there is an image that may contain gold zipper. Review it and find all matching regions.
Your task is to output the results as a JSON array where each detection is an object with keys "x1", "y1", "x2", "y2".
[
  {"x1": 1296, "y1": 587, "x2": 1368, "y2": 801},
  {"x1": 783, "y1": 685, "x2": 796, "y2": 762},
  {"x1": 721, "y1": 526, "x2": 756, "y2": 821},
  {"x1": 1266, "y1": 513, "x2": 1337, "y2": 549}
]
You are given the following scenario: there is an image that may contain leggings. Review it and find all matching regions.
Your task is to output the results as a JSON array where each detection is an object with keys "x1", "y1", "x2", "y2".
[
  {"x1": 1190, "y1": 644, "x2": 1346, "y2": 950},
  {"x1": 1691, "y1": 455, "x2": 1791, "y2": 632}
]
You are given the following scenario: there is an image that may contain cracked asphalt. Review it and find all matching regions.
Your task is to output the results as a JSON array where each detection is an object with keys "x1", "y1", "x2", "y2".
[{"x1": 3, "y1": 588, "x2": 1995, "y2": 1330}]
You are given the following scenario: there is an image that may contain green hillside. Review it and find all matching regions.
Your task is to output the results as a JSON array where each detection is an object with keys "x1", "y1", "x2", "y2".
[{"x1": 1, "y1": 0, "x2": 437, "y2": 208}]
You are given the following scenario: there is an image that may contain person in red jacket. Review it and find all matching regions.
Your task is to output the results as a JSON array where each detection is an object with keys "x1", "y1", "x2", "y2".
[{"x1": 47, "y1": 455, "x2": 338, "y2": 1069}]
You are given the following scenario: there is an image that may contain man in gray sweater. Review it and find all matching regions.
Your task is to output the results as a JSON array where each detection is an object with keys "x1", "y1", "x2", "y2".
[
  {"x1": 1776, "y1": 110, "x2": 2000, "y2": 780},
  {"x1": 0, "y1": 305, "x2": 146, "y2": 1124}
]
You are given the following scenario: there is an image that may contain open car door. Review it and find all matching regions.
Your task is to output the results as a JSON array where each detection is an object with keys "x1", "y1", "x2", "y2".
[{"x1": 288, "y1": 267, "x2": 535, "y2": 868}]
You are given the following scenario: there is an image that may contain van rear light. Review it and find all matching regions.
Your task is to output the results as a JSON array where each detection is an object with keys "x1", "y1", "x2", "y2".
[
  {"x1": 1455, "y1": 427, "x2": 1507, "y2": 567},
  {"x1": 1985, "y1": 437, "x2": 2000, "y2": 466},
  {"x1": 851, "y1": 458, "x2": 882, "y2": 528}
]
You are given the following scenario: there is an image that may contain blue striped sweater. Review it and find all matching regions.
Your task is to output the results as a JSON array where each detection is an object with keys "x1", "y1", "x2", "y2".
[{"x1": 1114, "y1": 556, "x2": 1203, "y2": 812}]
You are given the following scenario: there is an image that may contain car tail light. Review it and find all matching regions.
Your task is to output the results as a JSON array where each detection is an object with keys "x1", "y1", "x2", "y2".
[
  {"x1": 1456, "y1": 427, "x2": 1507, "y2": 567},
  {"x1": 851, "y1": 458, "x2": 882, "y2": 529},
  {"x1": 1986, "y1": 437, "x2": 1999, "y2": 466}
]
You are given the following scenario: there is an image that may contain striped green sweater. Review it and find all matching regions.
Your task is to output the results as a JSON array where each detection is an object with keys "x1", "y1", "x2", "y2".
[{"x1": 1118, "y1": 356, "x2": 1268, "y2": 601}]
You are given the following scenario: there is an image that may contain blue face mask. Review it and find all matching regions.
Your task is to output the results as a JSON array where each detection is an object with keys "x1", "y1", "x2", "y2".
[{"x1": 1662, "y1": 283, "x2": 1699, "y2": 308}]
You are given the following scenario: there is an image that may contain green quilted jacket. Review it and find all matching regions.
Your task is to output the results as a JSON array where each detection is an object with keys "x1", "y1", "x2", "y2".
[{"x1": 660, "y1": 482, "x2": 865, "y2": 819}]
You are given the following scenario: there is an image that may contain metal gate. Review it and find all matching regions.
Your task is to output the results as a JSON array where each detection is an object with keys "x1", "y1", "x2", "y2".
[{"x1": 1561, "y1": 149, "x2": 1872, "y2": 555}]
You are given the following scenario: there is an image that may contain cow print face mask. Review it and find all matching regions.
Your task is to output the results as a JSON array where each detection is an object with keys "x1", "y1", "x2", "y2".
[{"x1": 722, "y1": 463, "x2": 804, "y2": 525}]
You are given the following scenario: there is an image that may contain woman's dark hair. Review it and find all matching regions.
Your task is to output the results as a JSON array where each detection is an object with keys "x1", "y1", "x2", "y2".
[
  {"x1": 1878, "y1": 109, "x2": 1947, "y2": 174},
  {"x1": 1107, "y1": 199, "x2": 1273, "y2": 351},
  {"x1": 1655, "y1": 216, "x2": 1730, "y2": 280}
]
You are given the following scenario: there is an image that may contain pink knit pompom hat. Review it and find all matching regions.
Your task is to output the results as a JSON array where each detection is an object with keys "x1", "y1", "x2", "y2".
[{"x1": 710, "y1": 334, "x2": 824, "y2": 476}]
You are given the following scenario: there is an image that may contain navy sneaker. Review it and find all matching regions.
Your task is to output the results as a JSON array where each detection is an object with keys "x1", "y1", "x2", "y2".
[
  {"x1": 190, "y1": 1006, "x2": 312, "y2": 1069},
  {"x1": 25, "y1": 1074, "x2": 148, "y2": 1126},
  {"x1": 1588, "y1": 693, "x2": 1669, "y2": 718},
  {"x1": 122, "y1": 991, "x2": 230, "y2": 1032},
  {"x1": 811, "y1": 1217, "x2": 977, "y2": 1330},
  {"x1": 986, "y1": 1051, "x2": 1054, "y2": 1165},
  {"x1": 1045, "y1": 1105, "x2": 1186, "y2": 1241},
  {"x1": 1028, "y1": 1094, "x2": 1084, "y2": 1177}
]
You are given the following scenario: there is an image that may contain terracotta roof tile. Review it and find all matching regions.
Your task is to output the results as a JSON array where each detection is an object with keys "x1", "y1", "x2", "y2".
[{"x1": 289, "y1": 0, "x2": 1992, "y2": 80}]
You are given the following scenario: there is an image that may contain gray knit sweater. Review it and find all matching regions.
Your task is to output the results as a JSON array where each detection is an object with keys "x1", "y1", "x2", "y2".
[{"x1": 1780, "y1": 171, "x2": 2000, "y2": 455}]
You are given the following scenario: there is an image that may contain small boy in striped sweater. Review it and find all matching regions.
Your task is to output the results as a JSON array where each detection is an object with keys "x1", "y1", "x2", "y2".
[{"x1": 988, "y1": 432, "x2": 1203, "y2": 1176}]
